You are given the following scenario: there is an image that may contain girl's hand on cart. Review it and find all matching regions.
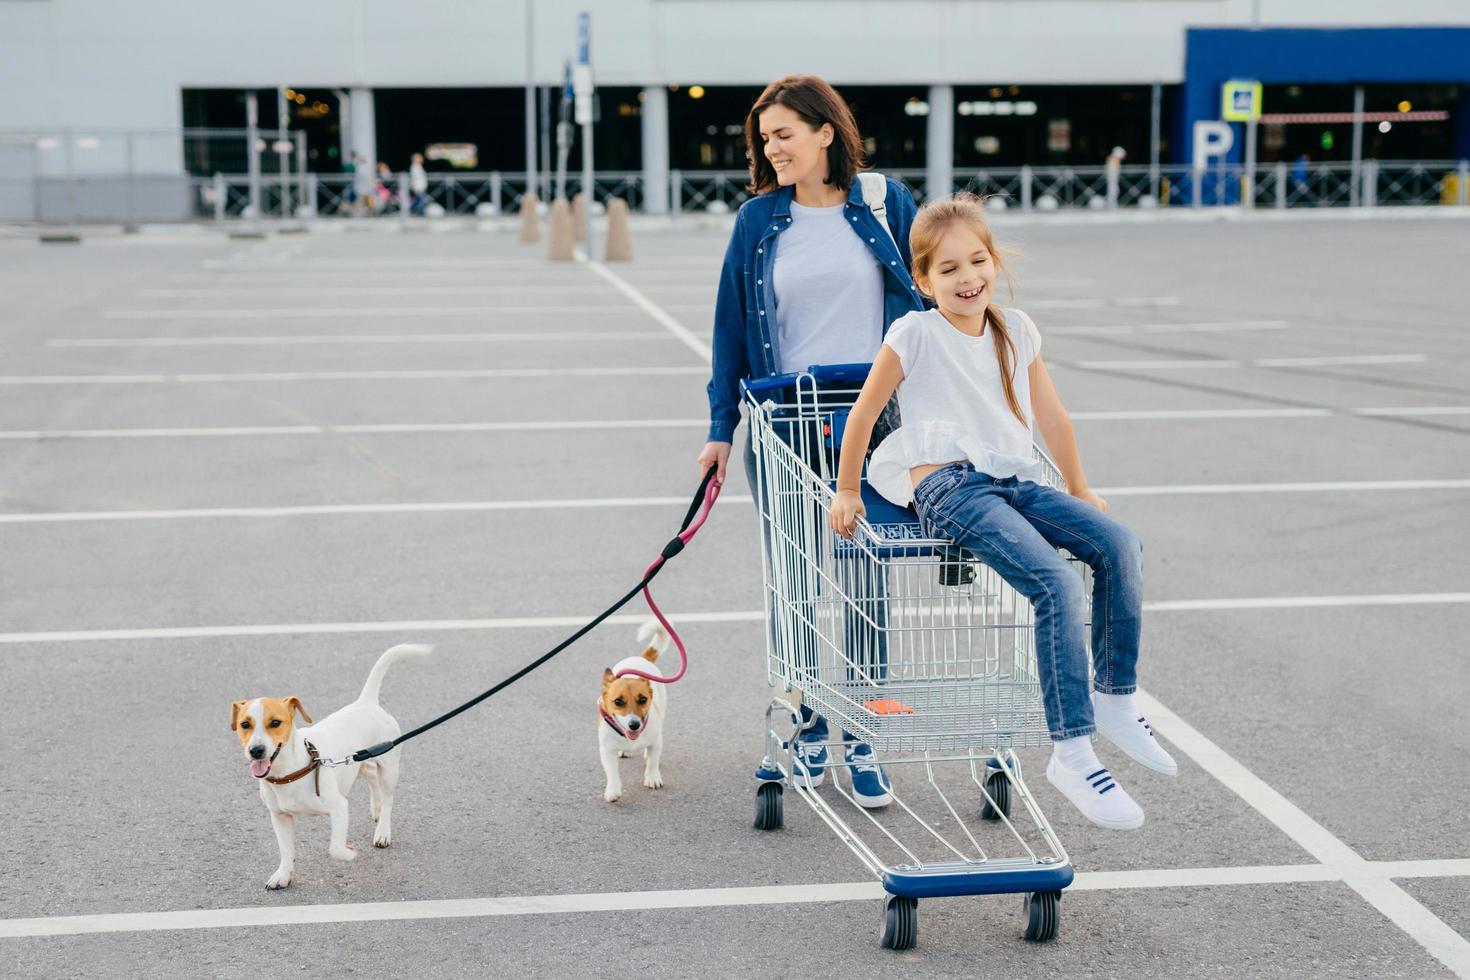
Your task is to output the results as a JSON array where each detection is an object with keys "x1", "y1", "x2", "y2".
[
  {"x1": 1073, "y1": 486, "x2": 1108, "y2": 513},
  {"x1": 830, "y1": 489, "x2": 865, "y2": 539},
  {"x1": 698, "y1": 441, "x2": 731, "y2": 482}
]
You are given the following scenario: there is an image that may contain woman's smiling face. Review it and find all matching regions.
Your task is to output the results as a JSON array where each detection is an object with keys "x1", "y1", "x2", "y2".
[
  {"x1": 917, "y1": 222, "x2": 998, "y2": 324},
  {"x1": 758, "y1": 103, "x2": 832, "y2": 187}
]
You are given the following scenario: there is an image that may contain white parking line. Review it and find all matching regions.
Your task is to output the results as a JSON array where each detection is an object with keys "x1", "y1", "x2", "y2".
[
  {"x1": 103, "y1": 306, "x2": 651, "y2": 320},
  {"x1": 49, "y1": 332, "x2": 672, "y2": 348},
  {"x1": 1258, "y1": 354, "x2": 1432, "y2": 367},
  {"x1": 3, "y1": 480, "x2": 1468, "y2": 524},
  {"x1": 1070, "y1": 354, "x2": 1426, "y2": 370},
  {"x1": 2, "y1": 407, "x2": 1464, "y2": 441},
  {"x1": 1026, "y1": 296, "x2": 1182, "y2": 309},
  {"x1": 1048, "y1": 320, "x2": 1289, "y2": 336},
  {"x1": 1140, "y1": 693, "x2": 1470, "y2": 977},
  {"x1": 3, "y1": 859, "x2": 1467, "y2": 939},
  {"x1": 0, "y1": 367, "x2": 708, "y2": 385},
  {"x1": 581, "y1": 253, "x2": 713, "y2": 361},
  {"x1": 138, "y1": 285, "x2": 624, "y2": 298},
  {"x1": 2, "y1": 593, "x2": 1466, "y2": 645},
  {"x1": 0, "y1": 420, "x2": 709, "y2": 440}
]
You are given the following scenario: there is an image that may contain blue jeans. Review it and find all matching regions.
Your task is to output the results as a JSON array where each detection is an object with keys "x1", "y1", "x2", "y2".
[
  {"x1": 912, "y1": 463, "x2": 1144, "y2": 740},
  {"x1": 743, "y1": 428, "x2": 886, "y2": 744}
]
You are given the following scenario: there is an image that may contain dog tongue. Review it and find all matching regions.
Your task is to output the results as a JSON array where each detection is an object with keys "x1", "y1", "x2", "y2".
[{"x1": 250, "y1": 759, "x2": 272, "y2": 778}]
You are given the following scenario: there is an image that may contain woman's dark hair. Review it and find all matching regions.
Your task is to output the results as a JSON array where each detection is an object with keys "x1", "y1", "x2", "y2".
[{"x1": 744, "y1": 74, "x2": 866, "y2": 195}]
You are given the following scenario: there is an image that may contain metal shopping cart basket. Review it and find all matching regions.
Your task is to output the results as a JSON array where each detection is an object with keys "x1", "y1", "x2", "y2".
[{"x1": 744, "y1": 364, "x2": 1083, "y2": 950}]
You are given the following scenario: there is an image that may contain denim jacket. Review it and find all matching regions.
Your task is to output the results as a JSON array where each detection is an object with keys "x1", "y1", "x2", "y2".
[{"x1": 705, "y1": 174, "x2": 926, "y2": 443}]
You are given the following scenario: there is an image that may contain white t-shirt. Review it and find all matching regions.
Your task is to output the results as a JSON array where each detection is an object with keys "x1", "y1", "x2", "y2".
[
  {"x1": 772, "y1": 201, "x2": 885, "y2": 374},
  {"x1": 868, "y1": 307, "x2": 1047, "y2": 506}
]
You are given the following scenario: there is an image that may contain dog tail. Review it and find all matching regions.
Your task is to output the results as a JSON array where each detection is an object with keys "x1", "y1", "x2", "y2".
[
  {"x1": 357, "y1": 643, "x2": 433, "y2": 706},
  {"x1": 637, "y1": 618, "x2": 670, "y2": 663}
]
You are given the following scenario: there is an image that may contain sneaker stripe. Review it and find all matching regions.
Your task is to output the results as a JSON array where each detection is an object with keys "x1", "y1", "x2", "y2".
[
  {"x1": 1097, "y1": 783, "x2": 1116, "y2": 795},
  {"x1": 1085, "y1": 768, "x2": 1107, "y2": 781}
]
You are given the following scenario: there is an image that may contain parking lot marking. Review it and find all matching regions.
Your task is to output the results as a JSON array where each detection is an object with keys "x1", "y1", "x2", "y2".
[
  {"x1": 1069, "y1": 354, "x2": 1426, "y2": 370},
  {"x1": 0, "y1": 420, "x2": 709, "y2": 439},
  {"x1": 1140, "y1": 693, "x2": 1470, "y2": 977},
  {"x1": 1048, "y1": 320, "x2": 1289, "y2": 335},
  {"x1": 48, "y1": 332, "x2": 673, "y2": 348},
  {"x1": 1, "y1": 593, "x2": 1465, "y2": 644},
  {"x1": 102, "y1": 306, "x2": 654, "y2": 319},
  {"x1": 3, "y1": 479, "x2": 1468, "y2": 524},
  {"x1": 0, "y1": 366, "x2": 708, "y2": 385},
  {"x1": 3, "y1": 407, "x2": 1465, "y2": 441},
  {"x1": 581, "y1": 255, "x2": 713, "y2": 361},
  {"x1": 2, "y1": 859, "x2": 1466, "y2": 940},
  {"x1": 138, "y1": 285, "x2": 626, "y2": 298}
]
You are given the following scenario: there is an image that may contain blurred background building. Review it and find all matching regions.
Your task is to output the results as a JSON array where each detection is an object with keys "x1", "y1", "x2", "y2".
[{"x1": 1, "y1": 0, "x2": 1467, "y2": 220}]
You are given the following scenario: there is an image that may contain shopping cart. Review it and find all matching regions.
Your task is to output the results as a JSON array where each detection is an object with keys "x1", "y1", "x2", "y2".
[{"x1": 743, "y1": 364, "x2": 1082, "y2": 950}]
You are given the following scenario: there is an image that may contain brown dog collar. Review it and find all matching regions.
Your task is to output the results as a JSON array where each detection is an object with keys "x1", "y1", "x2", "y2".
[{"x1": 263, "y1": 741, "x2": 321, "y2": 796}]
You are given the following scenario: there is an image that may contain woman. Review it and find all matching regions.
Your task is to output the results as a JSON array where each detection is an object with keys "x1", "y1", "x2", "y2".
[{"x1": 698, "y1": 74, "x2": 925, "y2": 808}]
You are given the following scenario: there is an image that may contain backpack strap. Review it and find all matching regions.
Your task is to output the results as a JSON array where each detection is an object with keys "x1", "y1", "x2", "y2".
[{"x1": 858, "y1": 172, "x2": 897, "y2": 248}]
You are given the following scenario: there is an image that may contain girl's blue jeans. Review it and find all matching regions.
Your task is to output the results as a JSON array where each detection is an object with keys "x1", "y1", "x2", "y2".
[{"x1": 912, "y1": 462, "x2": 1144, "y2": 740}]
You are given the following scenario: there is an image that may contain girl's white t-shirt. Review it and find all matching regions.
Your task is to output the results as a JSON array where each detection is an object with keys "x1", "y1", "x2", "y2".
[{"x1": 867, "y1": 307, "x2": 1047, "y2": 506}]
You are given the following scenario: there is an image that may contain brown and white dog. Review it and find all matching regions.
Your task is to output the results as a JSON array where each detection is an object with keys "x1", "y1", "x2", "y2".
[
  {"x1": 229, "y1": 643, "x2": 430, "y2": 889},
  {"x1": 599, "y1": 620, "x2": 671, "y2": 802}
]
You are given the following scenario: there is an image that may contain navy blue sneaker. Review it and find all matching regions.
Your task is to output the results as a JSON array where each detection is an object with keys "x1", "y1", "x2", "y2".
[
  {"x1": 845, "y1": 743, "x2": 893, "y2": 808},
  {"x1": 792, "y1": 738, "x2": 829, "y2": 788}
]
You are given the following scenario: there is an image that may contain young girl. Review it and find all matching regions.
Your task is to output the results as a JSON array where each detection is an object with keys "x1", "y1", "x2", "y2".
[{"x1": 829, "y1": 194, "x2": 1175, "y2": 830}]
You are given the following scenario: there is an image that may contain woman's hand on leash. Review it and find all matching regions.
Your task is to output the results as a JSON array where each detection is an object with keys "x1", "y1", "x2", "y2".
[
  {"x1": 1074, "y1": 487, "x2": 1108, "y2": 512},
  {"x1": 830, "y1": 489, "x2": 865, "y2": 539},
  {"x1": 697, "y1": 441, "x2": 731, "y2": 482}
]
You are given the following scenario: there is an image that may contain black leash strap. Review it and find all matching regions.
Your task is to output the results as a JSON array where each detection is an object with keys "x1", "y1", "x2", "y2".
[{"x1": 348, "y1": 465, "x2": 721, "y2": 763}]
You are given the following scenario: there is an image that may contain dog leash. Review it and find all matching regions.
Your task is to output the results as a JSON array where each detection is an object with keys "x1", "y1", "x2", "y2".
[
  {"x1": 596, "y1": 470, "x2": 721, "y2": 743},
  {"x1": 319, "y1": 465, "x2": 723, "y2": 768}
]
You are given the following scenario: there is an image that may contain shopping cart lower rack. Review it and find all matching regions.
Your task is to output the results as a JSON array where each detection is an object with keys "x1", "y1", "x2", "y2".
[{"x1": 743, "y1": 365, "x2": 1088, "y2": 950}]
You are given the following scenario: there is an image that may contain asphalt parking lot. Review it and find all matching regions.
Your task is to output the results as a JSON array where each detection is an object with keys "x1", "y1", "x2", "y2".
[{"x1": 1, "y1": 211, "x2": 1467, "y2": 978}]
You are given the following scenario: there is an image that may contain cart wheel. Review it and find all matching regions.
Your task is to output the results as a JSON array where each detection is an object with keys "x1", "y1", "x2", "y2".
[
  {"x1": 880, "y1": 896, "x2": 918, "y2": 950},
  {"x1": 1022, "y1": 890, "x2": 1061, "y2": 943},
  {"x1": 980, "y1": 771, "x2": 1011, "y2": 821},
  {"x1": 753, "y1": 782, "x2": 783, "y2": 831}
]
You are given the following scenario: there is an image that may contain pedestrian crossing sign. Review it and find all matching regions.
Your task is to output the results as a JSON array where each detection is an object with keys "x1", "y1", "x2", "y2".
[{"x1": 1223, "y1": 80, "x2": 1263, "y2": 122}]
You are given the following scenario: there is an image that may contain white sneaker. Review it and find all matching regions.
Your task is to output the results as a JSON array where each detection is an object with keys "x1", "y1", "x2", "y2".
[
  {"x1": 1093, "y1": 695, "x2": 1178, "y2": 776},
  {"x1": 1045, "y1": 755, "x2": 1145, "y2": 831}
]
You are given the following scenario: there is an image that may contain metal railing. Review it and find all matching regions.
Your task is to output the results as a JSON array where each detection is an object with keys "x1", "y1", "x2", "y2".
[{"x1": 4, "y1": 151, "x2": 1468, "y2": 224}]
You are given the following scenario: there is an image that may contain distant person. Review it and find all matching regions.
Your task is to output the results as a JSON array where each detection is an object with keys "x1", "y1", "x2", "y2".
[
  {"x1": 699, "y1": 74, "x2": 926, "y2": 808},
  {"x1": 344, "y1": 151, "x2": 361, "y2": 211},
  {"x1": 375, "y1": 161, "x2": 394, "y2": 212},
  {"x1": 1104, "y1": 145, "x2": 1126, "y2": 207},
  {"x1": 1291, "y1": 153, "x2": 1311, "y2": 204},
  {"x1": 409, "y1": 153, "x2": 428, "y2": 216}
]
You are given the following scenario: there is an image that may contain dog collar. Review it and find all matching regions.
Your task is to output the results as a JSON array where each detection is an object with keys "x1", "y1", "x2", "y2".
[
  {"x1": 599, "y1": 703, "x2": 641, "y2": 741},
  {"x1": 263, "y1": 740, "x2": 322, "y2": 795}
]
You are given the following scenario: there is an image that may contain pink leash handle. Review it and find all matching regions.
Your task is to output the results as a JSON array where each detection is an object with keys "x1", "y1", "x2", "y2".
[{"x1": 614, "y1": 471, "x2": 722, "y2": 686}]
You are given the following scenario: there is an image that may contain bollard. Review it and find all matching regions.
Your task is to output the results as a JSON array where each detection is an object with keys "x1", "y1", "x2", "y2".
[
  {"x1": 546, "y1": 198, "x2": 575, "y2": 261},
  {"x1": 604, "y1": 198, "x2": 634, "y2": 262},
  {"x1": 519, "y1": 192, "x2": 541, "y2": 243},
  {"x1": 1020, "y1": 165, "x2": 1032, "y2": 211},
  {"x1": 572, "y1": 192, "x2": 588, "y2": 242},
  {"x1": 1459, "y1": 161, "x2": 1468, "y2": 206},
  {"x1": 213, "y1": 172, "x2": 225, "y2": 223},
  {"x1": 398, "y1": 173, "x2": 410, "y2": 226},
  {"x1": 670, "y1": 169, "x2": 683, "y2": 214},
  {"x1": 1274, "y1": 161, "x2": 1287, "y2": 210}
]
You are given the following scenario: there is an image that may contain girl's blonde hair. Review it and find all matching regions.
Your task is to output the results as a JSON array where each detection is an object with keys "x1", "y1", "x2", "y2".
[{"x1": 908, "y1": 193, "x2": 1028, "y2": 427}]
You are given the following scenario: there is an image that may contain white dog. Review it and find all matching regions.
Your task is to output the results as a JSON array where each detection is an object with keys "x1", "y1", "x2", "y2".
[
  {"x1": 599, "y1": 620, "x2": 671, "y2": 803},
  {"x1": 229, "y1": 643, "x2": 431, "y2": 889}
]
